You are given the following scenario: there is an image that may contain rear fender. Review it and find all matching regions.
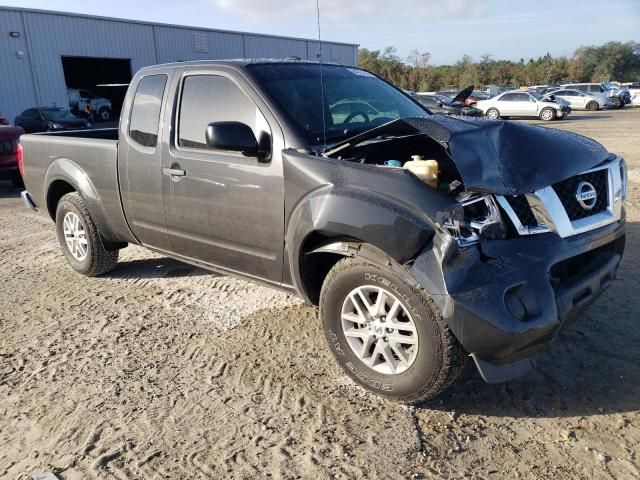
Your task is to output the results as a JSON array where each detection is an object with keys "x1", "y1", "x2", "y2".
[{"x1": 44, "y1": 158, "x2": 114, "y2": 240}]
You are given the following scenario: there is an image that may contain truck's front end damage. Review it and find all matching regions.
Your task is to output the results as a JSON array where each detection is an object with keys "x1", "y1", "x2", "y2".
[{"x1": 320, "y1": 115, "x2": 627, "y2": 382}]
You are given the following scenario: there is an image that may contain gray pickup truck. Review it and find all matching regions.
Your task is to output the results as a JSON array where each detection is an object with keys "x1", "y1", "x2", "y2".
[{"x1": 19, "y1": 60, "x2": 627, "y2": 403}]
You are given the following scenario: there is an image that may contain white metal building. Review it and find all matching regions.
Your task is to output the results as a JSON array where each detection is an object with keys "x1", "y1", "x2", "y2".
[{"x1": 0, "y1": 7, "x2": 358, "y2": 122}]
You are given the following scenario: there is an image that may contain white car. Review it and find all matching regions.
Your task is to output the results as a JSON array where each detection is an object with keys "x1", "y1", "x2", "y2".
[
  {"x1": 546, "y1": 89, "x2": 612, "y2": 111},
  {"x1": 475, "y1": 91, "x2": 570, "y2": 121},
  {"x1": 67, "y1": 88, "x2": 113, "y2": 122}
]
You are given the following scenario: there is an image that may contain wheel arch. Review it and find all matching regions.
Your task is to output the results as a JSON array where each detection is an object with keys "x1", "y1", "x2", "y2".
[{"x1": 44, "y1": 158, "x2": 124, "y2": 244}]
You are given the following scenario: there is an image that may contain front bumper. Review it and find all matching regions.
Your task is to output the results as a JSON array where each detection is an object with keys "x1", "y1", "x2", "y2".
[{"x1": 410, "y1": 217, "x2": 625, "y2": 382}]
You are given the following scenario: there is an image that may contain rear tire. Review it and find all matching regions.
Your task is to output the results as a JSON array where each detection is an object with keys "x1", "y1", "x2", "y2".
[
  {"x1": 55, "y1": 192, "x2": 119, "y2": 276},
  {"x1": 540, "y1": 107, "x2": 556, "y2": 121},
  {"x1": 486, "y1": 108, "x2": 500, "y2": 120},
  {"x1": 98, "y1": 107, "x2": 112, "y2": 122},
  {"x1": 586, "y1": 101, "x2": 599, "y2": 111},
  {"x1": 319, "y1": 256, "x2": 466, "y2": 404}
]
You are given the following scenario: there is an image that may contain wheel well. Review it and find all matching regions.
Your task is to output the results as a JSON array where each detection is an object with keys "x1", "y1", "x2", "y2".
[
  {"x1": 298, "y1": 232, "x2": 344, "y2": 306},
  {"x1": 46, "y1": 180, "x2": 75, "y2": 219}
]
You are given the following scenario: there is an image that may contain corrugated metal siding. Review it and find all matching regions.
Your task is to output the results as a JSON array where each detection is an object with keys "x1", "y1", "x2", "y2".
[
  {"x1": 244, "y1": 34, "x2": 308, "y2": 59},
  {"x1": 0, "y1": 7, "x2": 358, "y2": 122},
  {"x1": 0, "y1": 11, "x2": 38, "y2": 122},
  {"x1": 154, "y1": 26, "x2": 244, "y2": 63}
]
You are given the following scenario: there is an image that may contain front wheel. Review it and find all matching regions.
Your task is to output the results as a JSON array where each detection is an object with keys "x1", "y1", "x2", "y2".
[
  {"x1": 612, "y1": 97, "x2": 623, "y2": 108},
  {"x1": 586, "y1": 101, "x2": 599, "y2": 111},
  {"x1": 486, "y1": 108, "x2": 500, "y2": 120},
  {"x1": 55, "y1": 192, "x2": 119, "y2": 276},
  {"x1": 540, "y1": 107, "x2": 556, "y2": 121},
  {"x1": 320, "y1": 257, "x2": 466, "y2": 403}
]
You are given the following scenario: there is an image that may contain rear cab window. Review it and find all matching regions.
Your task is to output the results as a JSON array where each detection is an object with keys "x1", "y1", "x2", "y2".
[{"x1": 128, "y1": 74, "x2": 168, "y2": 148}]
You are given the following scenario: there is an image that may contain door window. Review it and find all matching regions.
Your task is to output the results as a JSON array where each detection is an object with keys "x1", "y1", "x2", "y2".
[
  {"x1": 128, "y1": 74, "x2": 167, "y2": 148},
  {"x1": 178, "y1": 75, "x2": 268, "y2": 151}
]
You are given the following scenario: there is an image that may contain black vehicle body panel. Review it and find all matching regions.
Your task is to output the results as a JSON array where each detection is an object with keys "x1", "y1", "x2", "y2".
[{"x1": 18, "y1": 60, "x2": 627, "y2": 385}]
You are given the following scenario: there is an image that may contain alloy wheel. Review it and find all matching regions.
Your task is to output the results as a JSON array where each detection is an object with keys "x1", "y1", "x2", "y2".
[
  {"x1": 340, "y1": 285, "x2": 419, "y2": 375},
  {"x1": 63, "y1": 211, "x2": 88, "y2": 261}
]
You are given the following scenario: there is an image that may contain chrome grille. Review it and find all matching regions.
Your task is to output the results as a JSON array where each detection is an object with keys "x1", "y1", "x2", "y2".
[
  {"x1": 504, "y1": 195, "x2": 538, "y2": 227},
  {"x1": 552, "y1": 169, "x2": 608, "y2": 220},
  {"x1": 496, "y1": 156, "x2": 625, "y2": 239}
]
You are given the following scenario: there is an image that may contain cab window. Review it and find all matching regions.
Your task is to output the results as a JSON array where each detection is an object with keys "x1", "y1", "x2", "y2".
[{"x1": 128, "y1": 74, "x2": 167, "y2": 148}]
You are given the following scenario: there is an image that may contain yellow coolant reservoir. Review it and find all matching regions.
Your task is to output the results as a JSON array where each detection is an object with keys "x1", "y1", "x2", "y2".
[{"x1": 404, "y1": 155, "x2": 439, "y2": 188}]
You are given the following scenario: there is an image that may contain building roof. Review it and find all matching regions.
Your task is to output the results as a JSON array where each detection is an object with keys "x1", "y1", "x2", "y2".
[{"x1": 0, "y1": 6, "x2": 359, "y2": 48}]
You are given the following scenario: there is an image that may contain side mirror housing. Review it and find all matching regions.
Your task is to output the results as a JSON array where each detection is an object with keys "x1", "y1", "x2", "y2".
[
  {"x1": 205, "y1": 121, "x2": 261, "y2": 157},
  {"x1": 437, "y1": 102, "x2": 444, "y2": 107}
]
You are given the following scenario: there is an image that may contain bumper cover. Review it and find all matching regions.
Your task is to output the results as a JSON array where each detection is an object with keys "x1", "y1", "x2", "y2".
[{"x1": 410, "y1": 218, "x2": 625, "y2": 382}]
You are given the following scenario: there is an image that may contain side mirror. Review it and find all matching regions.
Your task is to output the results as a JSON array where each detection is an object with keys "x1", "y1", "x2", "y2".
[
  {"x1": 205, "y1": 121, "x2": 261, "y2": 157},
  {"x1": 437, "y1": 102, "x2": 444, "y2": 107}
]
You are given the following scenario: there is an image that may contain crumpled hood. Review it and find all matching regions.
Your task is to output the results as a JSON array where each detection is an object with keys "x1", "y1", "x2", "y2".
[{"x1": 324, "y1": 115, "x2": 610, "y2": 195}]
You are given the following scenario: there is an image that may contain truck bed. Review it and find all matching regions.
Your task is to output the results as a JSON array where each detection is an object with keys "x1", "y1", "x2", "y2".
[{"x1": 20, "y1": 127, "x2": 133, "y2": 244}]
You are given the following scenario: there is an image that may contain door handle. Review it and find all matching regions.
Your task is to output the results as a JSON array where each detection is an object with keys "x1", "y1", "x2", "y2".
[{"x1": 163, "y1": 168, "x2": 186, "y2": 177}]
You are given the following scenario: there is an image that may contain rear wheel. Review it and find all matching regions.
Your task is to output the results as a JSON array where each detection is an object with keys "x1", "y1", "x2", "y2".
[
  {"x1": 586, "y1": 101, "x2": 599, "y2": 111},
  {"x1": 486, "y1": 108, "x2": 500, "y2": 120},
  {"x1": 320, "y1": 257, "x2": 466, "y2": 403},
  {"x1": 540, "y1": 107, "x2": 556, "y2": 121},
  {"x1": 98, "y1": 107, "x2": 112, "y2": 122},
  {"x1": 55, "y1": 192, "x2": 119, "y2": 276}
]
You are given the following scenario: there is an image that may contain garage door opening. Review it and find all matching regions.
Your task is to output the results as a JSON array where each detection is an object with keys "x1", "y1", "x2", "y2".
[{"x1": 61, "y1": 56, "x2": 132, "y2": 122}]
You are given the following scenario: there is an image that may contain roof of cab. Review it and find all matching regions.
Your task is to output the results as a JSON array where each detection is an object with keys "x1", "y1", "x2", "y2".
[{"x1": 139, "y1": 58, "x2": 344, "y2": 72}]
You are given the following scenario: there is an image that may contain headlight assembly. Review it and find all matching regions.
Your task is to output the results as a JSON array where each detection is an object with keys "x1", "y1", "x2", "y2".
[{"x1": 437, "y1": 194, "x2": 506, "y2": 248}]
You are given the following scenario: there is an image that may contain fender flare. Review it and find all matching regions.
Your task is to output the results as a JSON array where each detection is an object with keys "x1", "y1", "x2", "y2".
[
  {"x1": 44, "y1": 158, "x2": 116, "y2": 241},
  {"x1": 286, "y1": 188, "x2": 436, "y2": 302}
]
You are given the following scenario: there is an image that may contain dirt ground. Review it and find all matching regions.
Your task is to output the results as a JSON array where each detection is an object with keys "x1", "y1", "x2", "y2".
[{"x1": 1, "y1": 109, "x2": 639, "y2": 480}]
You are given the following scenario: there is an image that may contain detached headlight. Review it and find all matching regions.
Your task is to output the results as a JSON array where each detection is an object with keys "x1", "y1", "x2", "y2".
[{"x1": 437, "y1": 194, "x2": 506, "y2": 248}]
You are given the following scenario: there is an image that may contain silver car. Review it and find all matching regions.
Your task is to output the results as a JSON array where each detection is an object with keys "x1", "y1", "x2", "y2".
[
  {"x1": 546, "y1": 89, "x2": 612, "y2": 111},
  {"x1": 475, "y1": 91, "x2": 570, "y2": 121}
]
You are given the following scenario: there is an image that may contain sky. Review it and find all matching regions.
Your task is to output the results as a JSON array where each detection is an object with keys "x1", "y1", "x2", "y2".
[{"x1": 1, "y1": 0, "x2": 639, "y2": 64}]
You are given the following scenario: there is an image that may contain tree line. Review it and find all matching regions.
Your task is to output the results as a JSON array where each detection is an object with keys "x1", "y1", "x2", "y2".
[{"x1": 357, "y1": 41, "x2": 640, "y2": 91}]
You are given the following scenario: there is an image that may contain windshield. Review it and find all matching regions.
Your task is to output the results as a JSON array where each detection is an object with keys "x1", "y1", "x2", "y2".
[
  {"x1": 247, "y1": 63, "x2": 428, "y2": 144},
  {"x1": 41, "y1": 109, "x2": 77, "y2": 121},
  {"x1": 529, "y1": 92, "x2": 543, "y2": 100}
]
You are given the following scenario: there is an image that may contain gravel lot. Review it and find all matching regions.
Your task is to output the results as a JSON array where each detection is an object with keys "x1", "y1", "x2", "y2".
[{"x1": 1, "y1": 109, "x2": 639, "y2": 479}]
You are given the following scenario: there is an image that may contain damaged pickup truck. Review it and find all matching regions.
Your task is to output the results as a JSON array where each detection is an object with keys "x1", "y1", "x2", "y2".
[{"x1": 18, "y1": 60, "x2": 627, "y2": 403}]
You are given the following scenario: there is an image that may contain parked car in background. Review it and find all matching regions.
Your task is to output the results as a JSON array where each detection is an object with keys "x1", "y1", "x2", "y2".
[
  {"x1": 546, "y1": 88, "x2": 613, "y2": 111},
  {"x1": 562, "y1": 83, "x2": 630, "y2": 108},
  {"x1": 67, "y1": 88, "x2": 113, "y2": 122},
  {"x1": 475, "y1": 90, "x2": 570, "y2": 121},
  {"x1": 0, "y1": 123, "x2": 24, "y2": 187},
  {"x1": 413, "y1": 91, "x2": 483, "y2": 117},
  {"x1": 15, "y1": 107, "x2": 91, "y2": 134},
  {"x1": 436, "y1": 86, "x2": 487, "y2": 106}
]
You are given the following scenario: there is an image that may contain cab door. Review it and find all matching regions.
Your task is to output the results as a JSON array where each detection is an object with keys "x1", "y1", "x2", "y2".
[
  {"x1": 118, "y1": 72, "x2": 172, "y2": 250},
  {"x1": 160, "y1": 68, "x2": 285, "y2": 283}
]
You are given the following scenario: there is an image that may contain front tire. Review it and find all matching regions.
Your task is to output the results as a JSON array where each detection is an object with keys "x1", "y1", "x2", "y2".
[
  {"x1": 540, "y1": 107, "x2": 556, "y2": 121},
  {"x1": 586, "y1": 101, "x2": 599, "y2": 111},
  {"x1": 320, "y1": 257, "x2": 466, "y2": 403},
  {"x1": 55, "y1": 192, "x2": 119, "y2": 276},
  {"x1": 486, "y1": 108, "x2": 500, "y2": 120},
  {"x1": 612, "y1": 97, "x2": 623, "y2": 108}
]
